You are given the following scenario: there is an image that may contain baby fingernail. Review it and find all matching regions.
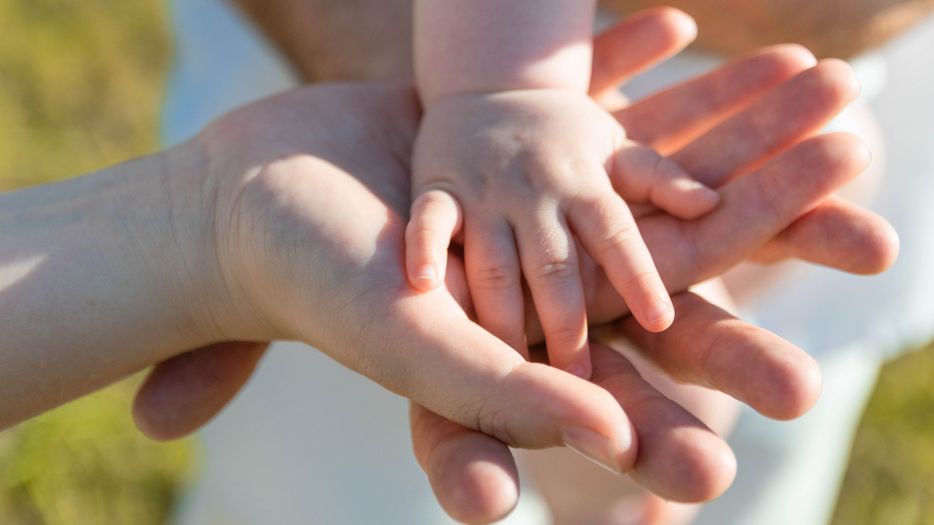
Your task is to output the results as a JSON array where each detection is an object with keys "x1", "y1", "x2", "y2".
[
  {"x1": 561, "y1": 426, "x2": 626, "y2": 475},
  {"x1": 647, "y1": 300, "x2": 674, "y2": 330},
  {"x1": 565, "y1": 362, "x2": 591, "y2": 380},
  {"x1": 690, "y1": 180, "x2": 720, "y2": 200},
  {"x1": 417, "y1": 265, "x2": 437, "y2": 283}
]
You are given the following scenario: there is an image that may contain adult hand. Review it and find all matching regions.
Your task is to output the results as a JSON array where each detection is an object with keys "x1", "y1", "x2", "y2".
[
  {"x1": 132, "y1": 8, "x2": 897, "y2": 523},
  {"x1": 409, "y1": 11, "x2": 896, "y2": 522}
]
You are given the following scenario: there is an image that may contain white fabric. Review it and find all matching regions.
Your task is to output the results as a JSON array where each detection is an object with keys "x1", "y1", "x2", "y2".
[{"x1": 162, "y1": 0, "x2": 934, "y2": 523}]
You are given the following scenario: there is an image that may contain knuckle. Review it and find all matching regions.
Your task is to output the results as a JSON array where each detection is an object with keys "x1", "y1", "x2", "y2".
[
  {"x1": 619, "y1": 268, "x2": 661, "y2": 293},
  {"x1": 473, "y1": 264, "x2": 519, "y2": 290},
  {"x1": 753, "y1": 170, "x2": 787, "y2": 221},
  {"x1": 476, "y1": 402, "x2": 518, "y2": 446},
  {"x1": 405, "y1": 224, "x2": 441, "y2": 247},
  {"x1": 546, "y1": 322, "x2": 585, "y2": 346},
  {"x1": 597, "y1": 223, "x2": 641, "y2": 256},
  {"x1": 535, "y1": 259, "x2": 575, "y2": 284}
]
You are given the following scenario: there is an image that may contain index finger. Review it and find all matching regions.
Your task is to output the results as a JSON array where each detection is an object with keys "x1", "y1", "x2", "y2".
[{"x1": 590, "y1": 7, "x2": 698, "y2": 99}]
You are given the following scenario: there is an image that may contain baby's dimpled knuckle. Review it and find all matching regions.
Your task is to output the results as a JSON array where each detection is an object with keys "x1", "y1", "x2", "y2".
[
  {"x1": 598, "y1": 224, "x2": 640, "y2": 256},
  {"x1": 548, "y1": 322, "x2": 586, "y2": 347},
  {"x1": 536, "y1": 259, "x2": 575, "y2": 285},
  {"x1": 620, "y1": 268, "x2": 662, "y2": 294},
  {"x1": 474, "y1": 264, "x2": 518, "y2": 290}
]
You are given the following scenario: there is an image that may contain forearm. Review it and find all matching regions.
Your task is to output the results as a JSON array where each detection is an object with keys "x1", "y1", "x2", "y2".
[
  {"x1": 415, "y1": 0, "x2": 597, "y2": 105},
  {"x1": 0, "y1": 142, "x2": 217, "y2": 428}
]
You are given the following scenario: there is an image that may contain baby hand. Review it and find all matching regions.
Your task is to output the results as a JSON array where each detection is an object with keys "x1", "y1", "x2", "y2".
[{"x1": 406, "y1": 89, "x2": 719, "y2": 377}]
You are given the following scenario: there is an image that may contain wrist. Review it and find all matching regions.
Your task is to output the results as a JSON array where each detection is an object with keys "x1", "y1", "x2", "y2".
[
  {"x1": 160, "y1": 135, "x2": 281, "y2": 345},
  {"x1": 423, "y1": 86, "x2": 591, "y2": 111},
  {"x1": 422, "y1": 83, "x2": 589, "y2": 111},
  {"x1": 155, "y1": 139, "x2": 235, "y2": 345}
]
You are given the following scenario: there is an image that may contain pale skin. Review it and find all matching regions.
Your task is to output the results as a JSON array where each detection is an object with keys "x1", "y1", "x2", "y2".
[
  {"x1": 134, "y1": 7, "x2": 898, "y2": 524},
  {"x1": 408, "y1": 0, "x2": 723, "y2": 378},
  {"x1": 2, "y1": 76, "x2": 856, "y2": 472},
  {"x1": 2, "y1": 67, "x2": 880, "y2": 500},
  {"x1": 0, "y1": 9, "x2": 899, "y2": 525}
]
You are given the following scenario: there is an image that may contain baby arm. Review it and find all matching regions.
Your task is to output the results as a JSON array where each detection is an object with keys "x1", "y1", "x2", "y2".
[{"x1": 407, "y1": 0, "x2": 718, "y2": 376}]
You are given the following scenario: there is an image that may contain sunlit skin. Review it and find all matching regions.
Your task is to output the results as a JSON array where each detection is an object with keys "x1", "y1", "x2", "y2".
[
  {"x1": 113, "y1": 12, "x2": 898, "y2": 525},
  {"x1": 71, "y1": 4, "x2": 903, "y2": 522},
  {"x1": 408, "y1": 1, "x2": 728, "y2": 381}
]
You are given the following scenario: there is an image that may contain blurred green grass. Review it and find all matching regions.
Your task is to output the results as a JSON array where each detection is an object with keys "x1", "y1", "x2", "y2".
[
  {"x1": 0, "y1": 0, "x2": 170, "y2": 190},
  {"x1": 831, "y1": 343, "x2": 934, "y2": 524},
  {"x1": 0, "y1": 1, "x2": 193, "y2": 524},
  {"x1": 1, "y1": 1, "x2": 934, "y2": 524}
]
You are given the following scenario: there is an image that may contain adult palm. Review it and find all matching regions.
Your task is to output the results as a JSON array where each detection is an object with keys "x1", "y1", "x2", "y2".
[{"x1": 132, "y1": 8, "x2": 896, "y2": 524}]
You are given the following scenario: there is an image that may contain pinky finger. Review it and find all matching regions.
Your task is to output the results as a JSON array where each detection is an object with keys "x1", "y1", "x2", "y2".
[{"x1": 406, "y1": 190, "x2": 463, "y2": 290}]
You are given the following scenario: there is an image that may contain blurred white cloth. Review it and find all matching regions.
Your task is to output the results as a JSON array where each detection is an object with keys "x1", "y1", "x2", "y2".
[{"x1": 162, "y1": 1, "x2": 934, "y2": 523}]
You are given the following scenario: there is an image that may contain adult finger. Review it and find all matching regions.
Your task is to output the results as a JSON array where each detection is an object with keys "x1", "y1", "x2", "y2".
[
  {"x1": 750, "y1": 195, "x2": 899, "y2": 274},
  {"x1": 352, "y1": 289, "x2": 635, "y2": 474},
  {"x1": 618, "y1": 58, "x2": 897, "y2": 277},
  {"x1": 611, "y1": 292, "x2": 821, "y2": 421},
  {"x1": 617, "y1": 44, "x2": 817, "y2": 154},
  {"x1": 578, "y1": 133, "x2": 871, "y2": 327},
  {"x1": 410, "y1": 402, "x2": 520, "y2": 524},
  {"x1": 672, "y1": 133, "x2": 871, "y2": 284},
  {"x1": 587, "y1": 342, "x2": 736, "y2": 502},
  {"x1": 590, "y1": 7, "x2": 698, "y2": 99},
  {"x1": 412, "y1": 339, "x2": 744, "y2": 515},
  {"x1": 133, "y1": 341, "x2": 268, "y2": 441},
  {"x1": 672, "y1": 59, "x2": 861, "y2": 187}
]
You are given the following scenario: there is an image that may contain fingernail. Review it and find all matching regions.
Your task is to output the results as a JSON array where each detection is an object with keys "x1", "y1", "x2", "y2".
[
  {"x1": 416, "y1": 265, "x2": 437, "y2": 283},
  {"x1": 565, "y1": 360, "x2": 592, "y2": 380},
  {"x1": 698, "y1": 186, "x2": 721, "y2": 205},
  {"x1": 560, "y1": 426, "x2": 625, "y2": 475},
  {"x1": 646, "y1": 299, "x2": 674, "y2": 331}
]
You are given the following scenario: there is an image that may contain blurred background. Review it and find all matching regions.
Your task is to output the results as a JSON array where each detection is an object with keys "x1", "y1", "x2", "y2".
[
  {"x1": 0, "y1": 2, "x2": 191, "y2": 524},
  {"x1": 0, "y1": 0, "x2": 933, "y2": 523}
]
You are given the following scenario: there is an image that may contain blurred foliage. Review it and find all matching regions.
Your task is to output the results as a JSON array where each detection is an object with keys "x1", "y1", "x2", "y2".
[
  {"x1": 0, "y1": 0, "x2": 171, "y2": 190},
  {"x1": 0, "y1": 381, "x2": 195, "y2": 525},
  {"x1": 0, "y1": 1, "x2": 194, "y2": 524},
  {"x1": 832, "y1": 342, "x2": 934, "y2": 524}
]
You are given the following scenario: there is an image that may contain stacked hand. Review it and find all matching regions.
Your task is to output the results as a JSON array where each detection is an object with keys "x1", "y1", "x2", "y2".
[{"x1": 127, "y1": 9, "x2": 896, "y2": 524}]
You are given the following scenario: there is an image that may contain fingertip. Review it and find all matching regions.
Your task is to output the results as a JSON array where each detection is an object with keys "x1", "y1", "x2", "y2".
[
  {"x1": 641, "y1": 297, "x2": 675, "y2": 333},
  {"x1": 670, "y1": 179, "x2": 722, "y2": 219},
  {"x1": 816, "y1": 58, "x2": 861, "y2": 102},
  {"x1": 405, "y1": 253, "x2": 436, "y2": 290},
  {"x1": 759, "y1": 350, "x2": 823, "y2": 421},
  {"x1": 409, "y1": 263, "x2": 441, "y2": 291},
  {"x1": 131, "y1": 394, "x2": 174, "y2": 442},
  {"x1": 633, "y1": 420, "x2": 737, "y2": 503},
  {"x1": 564, "y1": 351, "x2": 593, "y2": 381},
  {"x1": 765, "y1": 43, "x2": 818, "y2": 71},
  {"x1": 657, "y1": 6, "x2": 697, "y2": 42},
  {"x1": 132, "y1": 374, "x2": 196, "y2": 442},
  {"x1": 865, "y1": 219, "x2": 900, "y2": 274},
  {"x1": 428, "y1": 433, "x2": 520, "y2": 523}
]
